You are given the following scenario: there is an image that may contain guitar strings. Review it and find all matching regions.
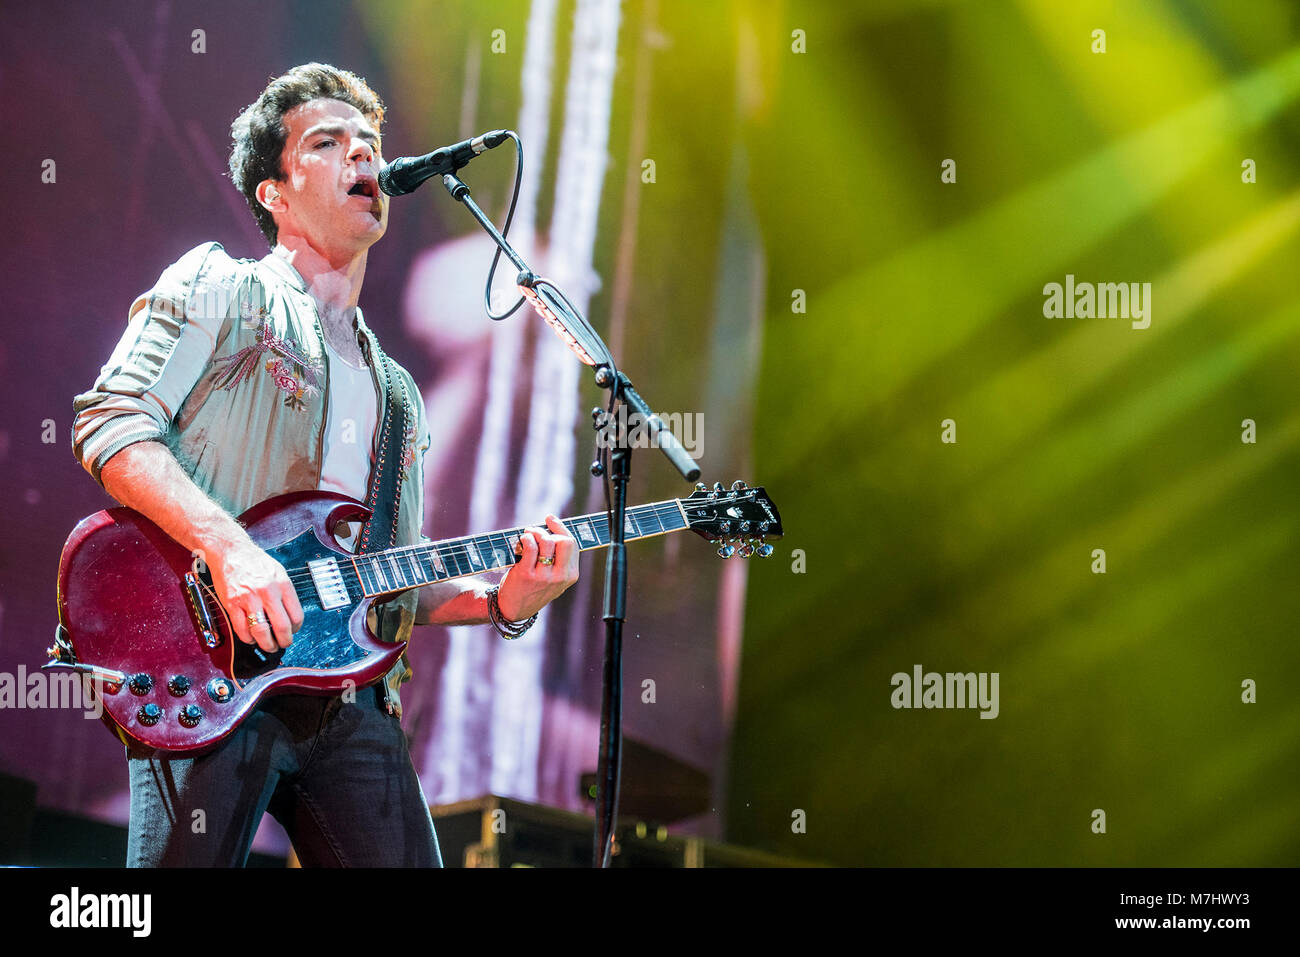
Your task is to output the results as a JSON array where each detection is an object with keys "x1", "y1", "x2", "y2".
[
  {"x1": 273, "y1": 499, "x2": 731, "y2": 582},
  {"x1": 279, "y1": 512, "x2": 688, "y2": 590},
  {"x1": 275, "y1": 501, "x2": 697, "y2": 593},
  {"x1": 215, "y1": 497, "x2": 758, "y2": 614},
  {"x1": 275, "y1": 501, "x2": 688, "y2": 580}
]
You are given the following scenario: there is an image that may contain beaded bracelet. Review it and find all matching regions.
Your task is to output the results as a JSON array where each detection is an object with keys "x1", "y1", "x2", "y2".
[{"x1": 487, "y1": 585, "x2": 537, "y2": 639}]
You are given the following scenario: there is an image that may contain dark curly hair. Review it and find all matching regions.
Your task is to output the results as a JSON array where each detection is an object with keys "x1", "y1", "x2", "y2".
[{"x1": 229, "y1": 63, "x2": 386, "y2": 246}]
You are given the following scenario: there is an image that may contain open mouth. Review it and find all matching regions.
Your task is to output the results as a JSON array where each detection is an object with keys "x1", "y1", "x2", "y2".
[{"x1": 347, "y1": 179, "x2": 378, "y2": 199}]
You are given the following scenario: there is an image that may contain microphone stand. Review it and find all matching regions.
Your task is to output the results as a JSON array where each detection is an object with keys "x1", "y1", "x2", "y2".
[{"x1": 437, "y1": 169, "x2": 701, "y2": 867}]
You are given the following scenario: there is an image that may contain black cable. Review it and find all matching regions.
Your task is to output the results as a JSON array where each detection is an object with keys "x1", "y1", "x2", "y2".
[{"x1": 484, "y1": 132, "x2": 527, "y2": 321}]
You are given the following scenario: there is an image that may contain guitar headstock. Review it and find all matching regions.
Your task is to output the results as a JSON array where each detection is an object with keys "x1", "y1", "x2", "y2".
[{"x1": 681, "y1": 481, "x2": 783, "y2": 559}]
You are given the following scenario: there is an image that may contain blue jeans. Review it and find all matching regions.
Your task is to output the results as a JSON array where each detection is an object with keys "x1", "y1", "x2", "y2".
[{"x1": 125, "y1": 686, "x2": 442, "y2": 867}]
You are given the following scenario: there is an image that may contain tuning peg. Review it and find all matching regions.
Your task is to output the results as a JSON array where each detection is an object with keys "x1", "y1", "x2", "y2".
[
  {"x1": 731, "y1": 480, "x2": 747, "y2": 490},
  {"x1": 738, "y1": 543, "x2": 755, "y2": 558},
  {"x1": 758, "y1": 543, "x2": 775, "y2": 558},
  {"x1": 740, "y1": 521, "x2": 751, "y2": 533},
  {"x1": 759, "y1": 521, "x2": 770, "y2": 533},
  {"x1": 716, "y1": 544, "x2": 736, "y2": 559},
  {"x1": 590, "y1": 460, "x2": 605, "y2": 477},
  {"x1": 695, "y1": 482, "x2": 708, "y2": 492},
  {"x1": 714, "y1": 482, "x2": 725, "y2": 493}
]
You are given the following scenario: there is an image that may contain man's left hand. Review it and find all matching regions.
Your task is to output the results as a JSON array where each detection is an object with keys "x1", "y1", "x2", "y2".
[{"x1": 496, "y1": 515, "x2": 580, "y2": 621}]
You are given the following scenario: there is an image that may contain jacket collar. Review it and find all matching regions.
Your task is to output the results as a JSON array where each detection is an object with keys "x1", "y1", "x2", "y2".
[
  {"x1": 258, "y1": 250, "x2": 308, "y2": 293},
  {"x1": 260, "y1": 250, "x2": 376, "y2": 345}
]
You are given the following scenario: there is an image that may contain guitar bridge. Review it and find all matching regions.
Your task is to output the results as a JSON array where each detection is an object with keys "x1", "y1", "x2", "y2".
[{"x1": 185, "y1": 572, "x2": 222, "y2": 648}]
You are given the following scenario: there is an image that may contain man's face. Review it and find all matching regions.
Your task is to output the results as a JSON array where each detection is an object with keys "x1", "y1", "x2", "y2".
[{"x1": 265, "y1": 97, "x2": 387, "y2": 254}]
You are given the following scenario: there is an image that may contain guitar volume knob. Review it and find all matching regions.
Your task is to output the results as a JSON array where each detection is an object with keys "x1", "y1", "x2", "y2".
[
  {"x1": 128, "y1": 673, "x2": 154, "y2": 695},
  {"x1": 179, "y1": 704, "x2": 204, "y2": 727},
  {"x1": 137, "y1": 703, "x2": 162, "y2": 726},
  {"x1": 167, "y1": 675, "x2": 191, "y2": 696}
]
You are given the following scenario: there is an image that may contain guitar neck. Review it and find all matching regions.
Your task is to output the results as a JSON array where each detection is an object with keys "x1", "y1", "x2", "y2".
[{"x1": 348, "y1": 500, "x2": 689, "y2": 597}]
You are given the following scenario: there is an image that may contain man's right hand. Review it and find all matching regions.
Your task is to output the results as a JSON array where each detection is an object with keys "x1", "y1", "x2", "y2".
[
  {"x1": 99, "y1": 441, "x2": 304, "y2": 653},
  {"x1": 208, "y1": 540, "x2": 304, "y2": 652}
]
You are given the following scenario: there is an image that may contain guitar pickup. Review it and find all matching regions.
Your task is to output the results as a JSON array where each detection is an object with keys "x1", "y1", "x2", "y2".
[{"x1": 307, "y1": 558, "x2": 350, "y2": 610}]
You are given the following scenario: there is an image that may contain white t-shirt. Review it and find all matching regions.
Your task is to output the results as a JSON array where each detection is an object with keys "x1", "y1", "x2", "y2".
[{"x1": 318, "y1": 337, "x2": 378, "y2": 551}]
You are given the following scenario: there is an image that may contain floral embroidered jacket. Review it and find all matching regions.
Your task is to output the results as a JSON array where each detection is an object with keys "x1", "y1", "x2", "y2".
[{"x1": 72, "y1": 242, "x2": 431, "y2": 716}]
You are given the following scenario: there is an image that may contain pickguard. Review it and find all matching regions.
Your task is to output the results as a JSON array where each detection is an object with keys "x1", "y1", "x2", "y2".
[{"x1": 230, "y1": 527, "x2": 368, "y2": 682}]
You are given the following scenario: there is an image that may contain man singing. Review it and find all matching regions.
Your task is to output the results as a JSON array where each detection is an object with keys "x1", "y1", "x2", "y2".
[{"x1": 71, "y1": 63, "x2": 579, "y2": 867}]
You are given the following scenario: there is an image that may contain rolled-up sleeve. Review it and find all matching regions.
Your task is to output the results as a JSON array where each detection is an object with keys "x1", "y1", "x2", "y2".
[{"x1": 72, "y1": 242, "x2": 238, "y2": 483}]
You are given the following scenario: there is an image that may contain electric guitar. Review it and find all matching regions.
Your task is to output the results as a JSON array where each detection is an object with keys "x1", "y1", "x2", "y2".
[{"x1": 50, "y1": 482, "x2": 782, "y2": 754}]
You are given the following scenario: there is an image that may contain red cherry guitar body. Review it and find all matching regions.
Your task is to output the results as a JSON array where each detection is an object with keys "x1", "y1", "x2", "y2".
[{"x1": 55, "y1": 492, "x2": 401, "y2": 754}]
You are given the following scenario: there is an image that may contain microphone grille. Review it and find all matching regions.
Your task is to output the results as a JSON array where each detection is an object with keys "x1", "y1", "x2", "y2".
[{"x1": 377, "y1": 160, "x2": 404, "y2": 196}]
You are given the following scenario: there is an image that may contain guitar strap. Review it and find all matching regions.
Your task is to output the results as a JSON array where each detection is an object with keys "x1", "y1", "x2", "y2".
[{"x1": 357, "y1": 338, "x2": 410, "y2": 555}]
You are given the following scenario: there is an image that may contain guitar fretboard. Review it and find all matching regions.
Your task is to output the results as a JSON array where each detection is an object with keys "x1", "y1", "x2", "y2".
[{"x1": 346, "y1": 500, "x2": 689, "y2": 597}]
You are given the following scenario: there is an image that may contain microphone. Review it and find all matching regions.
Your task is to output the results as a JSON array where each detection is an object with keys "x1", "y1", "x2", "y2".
[{"x1": 378, "y1": 130, "x2": 511, "y2": 196}]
